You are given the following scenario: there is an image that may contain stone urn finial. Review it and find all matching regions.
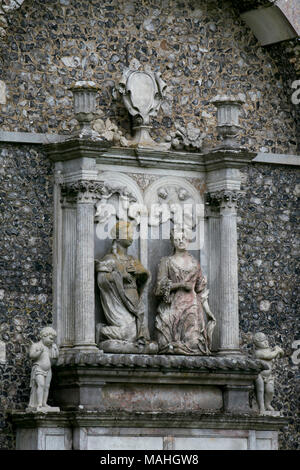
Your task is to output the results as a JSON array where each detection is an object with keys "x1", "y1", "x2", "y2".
[
  {"x1": 211, "y1": 94, "x2": 245, "y2": 148},
  {"x1": 118, "y1": 68, "x2": 170, "y2": 150},
  {"x1": 70, "y1": 81, "x2": 108, "y2": 142}
]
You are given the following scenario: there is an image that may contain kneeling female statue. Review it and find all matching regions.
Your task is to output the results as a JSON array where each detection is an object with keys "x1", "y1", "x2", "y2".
[
  {"x1": 96, "y1": 221, "x2": 157, "y2": 354},
  {"x1": 155, "y1": 229, "x2": 216, "y2": 355}
]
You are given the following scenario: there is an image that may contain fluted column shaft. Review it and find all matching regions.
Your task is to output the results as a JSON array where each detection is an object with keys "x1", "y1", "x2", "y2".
[
  {"x1": 208, "y1": 191, "x2": 241, "y2": 355},
  {"x1": 74, "y1": 200, "x2": 95, "y2": 349},
  {"x1": 61, "y1": 180, "x2": 104, "y2": 352},
  {"x1": 60, "y1": 201, "x2": 76, "y2": 348}
]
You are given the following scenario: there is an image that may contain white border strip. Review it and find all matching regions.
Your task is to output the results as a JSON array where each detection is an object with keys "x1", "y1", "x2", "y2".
[
  {"x1": 254, "y1": 152, "x2": 300, "y2": 166},
  {"x1": 0, "y1": 131, "x2": 64, "y2": 144}
]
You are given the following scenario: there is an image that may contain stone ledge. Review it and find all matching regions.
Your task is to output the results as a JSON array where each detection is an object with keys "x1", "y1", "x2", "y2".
[
  {"x1": 56, "y1": 351, "x2": 266, "y2": 373},
  {"x1": 11, "y1": 409, "x2": 288, "y2": 431},
  {"x1": 1, "y1": 131, "x2": 299, "y2": 166}
]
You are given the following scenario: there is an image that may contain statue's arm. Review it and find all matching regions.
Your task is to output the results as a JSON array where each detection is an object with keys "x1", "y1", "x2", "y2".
[
  {"x1": 195, "y1": 270, "x2": 206, "y2": 294},
  {"x1": 132, "y1": 259, "x2": 151, "y2": 288},
  {"x1": 50, "y1": 343, "x2": 59, "y2": 360},
  {"x1": 155, "y1": 258, "x2": 170, "y2": 297},
  {"x1": 29, "y1": 342, "x2": 43, "y2": 360},
  {"x1": 255, "y1": 347, "x2": 283, "y2": 360}
]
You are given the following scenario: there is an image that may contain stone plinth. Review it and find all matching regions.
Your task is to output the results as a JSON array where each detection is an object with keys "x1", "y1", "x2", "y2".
[
  {"x1": 12, "y1": 410, "x2": 287, "y2": 450},
  {"x1": 50, "y1": 352, "x2": 266, "y2": 414}
]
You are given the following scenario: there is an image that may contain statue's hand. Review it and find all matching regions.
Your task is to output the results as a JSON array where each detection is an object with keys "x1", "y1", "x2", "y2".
[
  {"x1": 127, "y1": 261, "x2": 136, "y2": 274},
  {"x1": 30, "y1": 343, "x2": 43, "y2": 358},
  {"x1": 182, "y1": 282, "x2": 193, "y2": 292},
  {"x1": 123, "y1": 272, "x2": 132, "y2": 282},
  {"x1": 275, "y1": 346, "x2": 284, "y2": 357}
]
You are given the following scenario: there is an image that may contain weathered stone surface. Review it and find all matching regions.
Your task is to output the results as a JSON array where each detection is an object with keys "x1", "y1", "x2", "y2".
[{"x1": 11, "y1": 409, "x2": 287, "y2": 450}]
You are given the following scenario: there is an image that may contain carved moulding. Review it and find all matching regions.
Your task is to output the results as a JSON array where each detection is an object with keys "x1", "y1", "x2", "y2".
[
  {"x1": 167, "y1": 122, "x2": 206, "y2": 152},
  {"x1": 56, "y1": 350, "x2": 267, "y2": 372}
]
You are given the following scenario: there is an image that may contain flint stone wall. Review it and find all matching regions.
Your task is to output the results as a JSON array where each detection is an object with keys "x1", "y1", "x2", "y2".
[{"x1": 0, "y1": 0, "x2": 298, "y2": 153}]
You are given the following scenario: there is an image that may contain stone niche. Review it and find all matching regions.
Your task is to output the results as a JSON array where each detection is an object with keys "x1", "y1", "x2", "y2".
[{"x1": 12, "y1": 79, "x2": 287, "y2": 450}]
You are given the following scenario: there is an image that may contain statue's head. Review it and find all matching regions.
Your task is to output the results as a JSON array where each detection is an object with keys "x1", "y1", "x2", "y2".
[
  {"x1": 170, "y1": 227, "x2": 192, "y2": 252},
  {"x1": 112, "y1": 221, "x2": 134, "y2": 248},
  {"x1": 253, "y1": 332, "x2": 269, "y2": 349},
  {"x1": 39, "y1": 326, "x2": 56, "y2": 347},
  {"x1": 157, "y1": 188, "x2": 168, "y2": 200},
  {"x1": 177, "y1": 188, "x2": 189, "y2": 201}
]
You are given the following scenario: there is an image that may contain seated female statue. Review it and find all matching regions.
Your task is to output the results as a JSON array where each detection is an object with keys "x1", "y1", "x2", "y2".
[{"x1": 155, "y1": 229, "x2": 216, "y2": 355}]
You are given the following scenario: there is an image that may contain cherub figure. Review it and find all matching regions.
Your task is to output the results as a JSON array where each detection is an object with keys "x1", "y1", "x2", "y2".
[
  {"x1": 27, "y1": 327, "x2": 60, "y2": 412},
  {"x1": 253, "y1": 332, "x2": 284, "y2": 414}
]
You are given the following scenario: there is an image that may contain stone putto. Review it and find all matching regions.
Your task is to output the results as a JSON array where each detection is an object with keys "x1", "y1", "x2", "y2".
[
  {"x1": 253, "y1": 332, "x2": 284, "y2": 415},
  {"x1": 27, "y1": 327, "x2": 60, "y2": 413}
]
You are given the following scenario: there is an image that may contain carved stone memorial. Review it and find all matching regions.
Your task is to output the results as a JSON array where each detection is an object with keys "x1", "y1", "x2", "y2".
[
  {"x1": 118, "y1": 67, "x2": 171, "y2": 149},
  {"x1": 12, "y1": 72, "x2": 287, "y2": 451}
]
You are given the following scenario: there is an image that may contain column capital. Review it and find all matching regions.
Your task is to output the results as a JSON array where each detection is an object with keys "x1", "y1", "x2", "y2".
[
  {"x1": 206, "y1": 190, "x2": 243, "y2": 211},
  {"x1": 61, "y1": 180, "x2": 105, "y2": 204}
]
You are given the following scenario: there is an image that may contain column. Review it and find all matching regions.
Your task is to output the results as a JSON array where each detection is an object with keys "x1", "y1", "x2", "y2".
[
  {"x1": 60, "y1": 190, "x2": 76, "y2": 349},
  {"x1": 207, "y1": 202, "x2": 221, "y2": 352},
  {"x1": 208, "y1": 190, "x2": 241, "y2": 355},
  {"x1": 67, "y1": 180, "x2": 104, "y2": 352}
]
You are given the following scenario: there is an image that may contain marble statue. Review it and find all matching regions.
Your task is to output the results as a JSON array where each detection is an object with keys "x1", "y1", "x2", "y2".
[
  {"x1": 155, "y1": 229, "x2": 216, "y2": 355},
  {"x1": 96, "y1": 221, "x2": 157, "y2": 354},
  {"x1": 253, "y1": 332, "x2": 284, "y2": 414},
  {"x1": 27, "y1": 327, "x2": 60, "y2": 413}
]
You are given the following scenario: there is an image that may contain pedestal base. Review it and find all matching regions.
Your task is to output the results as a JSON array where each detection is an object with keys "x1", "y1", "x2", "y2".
[
  {"x1": 12, "y1": 352, "x2": 286, "y2": 450},
  {"x1": 12, "y1": 410, "x2": 286, "y2": 450},
  {"x1": 51, "y1": 352, "x2": 264, "y2": 413}
]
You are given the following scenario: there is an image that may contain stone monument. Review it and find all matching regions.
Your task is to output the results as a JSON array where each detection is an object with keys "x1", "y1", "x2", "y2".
[{"x1": 11, "y1": 71, "x2": 287, "y2": 451}]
